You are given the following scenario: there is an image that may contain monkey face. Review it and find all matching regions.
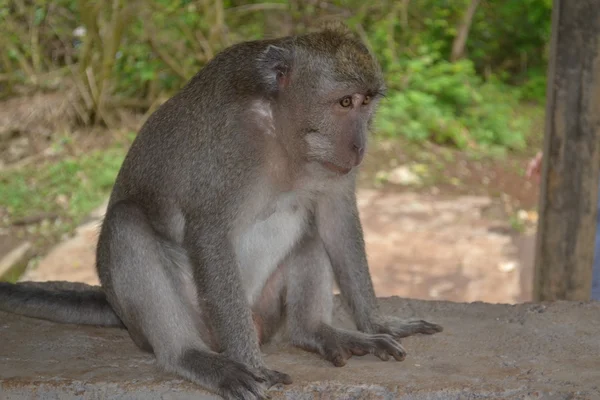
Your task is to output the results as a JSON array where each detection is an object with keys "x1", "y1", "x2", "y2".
[
  {"x1": 257, "y1": 28, "x2": 385, "y2": 177},
  {"x1": 292, "y1": 70, "x2": 384, "y2": 176},
  {"x1": 300, "y1": 88, "x2": 382, "y2": 175}
]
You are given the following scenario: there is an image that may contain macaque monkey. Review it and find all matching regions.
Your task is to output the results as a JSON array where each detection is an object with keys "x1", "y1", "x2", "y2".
[{"x1": 0, "y1": 24, "x2": 442, "y2": 400}]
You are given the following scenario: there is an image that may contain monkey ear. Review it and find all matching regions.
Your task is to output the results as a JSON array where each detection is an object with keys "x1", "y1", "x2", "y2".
[{"x1": 258, "y1": 45, "x2": 293, "y2": 93}]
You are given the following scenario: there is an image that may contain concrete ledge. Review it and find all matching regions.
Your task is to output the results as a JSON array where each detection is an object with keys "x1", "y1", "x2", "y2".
[{"x1": 1, "y1": 298, "x2": 599, "y2": 399}]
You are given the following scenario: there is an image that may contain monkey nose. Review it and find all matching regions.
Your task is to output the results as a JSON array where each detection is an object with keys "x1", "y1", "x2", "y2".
[{"x1": 353, "y1": 143, "x2": 365, "y2": 165}]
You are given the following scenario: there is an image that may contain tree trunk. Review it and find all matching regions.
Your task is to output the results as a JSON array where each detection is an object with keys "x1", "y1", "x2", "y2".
[
  {"x1": 450, "y1": 0, "x2": 481, "y2": 62},
  {"x1": 534, "y1": 0, "x2": 600, "y2": 301}
]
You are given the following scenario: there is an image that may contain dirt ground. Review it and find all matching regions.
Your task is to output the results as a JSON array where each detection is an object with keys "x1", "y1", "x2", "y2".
[{"x1": 1, "y1": 92, "x2": 542, "y2": 304}]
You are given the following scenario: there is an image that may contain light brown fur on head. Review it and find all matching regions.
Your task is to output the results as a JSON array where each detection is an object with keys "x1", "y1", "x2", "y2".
[{"x1": 295, "y1": 23, "x2": 384, "y2": 90}]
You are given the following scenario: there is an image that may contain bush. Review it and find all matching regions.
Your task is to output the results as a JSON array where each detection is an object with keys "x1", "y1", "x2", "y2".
[{"x1": 375, "y1": 51, "x2": 530, "y2": 150}]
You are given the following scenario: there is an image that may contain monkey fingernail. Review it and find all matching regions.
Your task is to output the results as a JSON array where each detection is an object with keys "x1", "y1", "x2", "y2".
[
  {"x1": 415, "y1": 320, "x2": 444, "y2": 333},
  {"x1": 422, "y1": 324, "x2": 443, "y2": 334},
  {"x1": 392, "y1": 351, "x2": 407, "y2": 361},
  {"x1": 335, "y1": 359, "x2": 347, "y2": 367}
]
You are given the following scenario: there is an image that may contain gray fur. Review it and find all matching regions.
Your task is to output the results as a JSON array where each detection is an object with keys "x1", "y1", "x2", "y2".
[
  {"x1": 0, "y1": 281, "x2": 123, "y2": 327},
  {"x1": 0, "y1": 27, "x2": 442, "y2": 400}
]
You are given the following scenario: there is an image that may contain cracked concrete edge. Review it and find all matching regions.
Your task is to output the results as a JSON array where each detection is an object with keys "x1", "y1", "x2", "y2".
[{"x1": 1, "y1": 380, "x2": 587, "y2": 400}]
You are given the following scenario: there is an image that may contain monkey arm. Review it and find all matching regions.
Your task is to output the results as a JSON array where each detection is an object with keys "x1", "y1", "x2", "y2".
[
  {"x1": 315, "y1": 183, "x2": 381, "y2": 332},
  {"x1": 183, "y1": 220, "x2": 264, "y2": 368},
  {"x1": 316, "y1": 183, "x2": 443, "y2": 340}
]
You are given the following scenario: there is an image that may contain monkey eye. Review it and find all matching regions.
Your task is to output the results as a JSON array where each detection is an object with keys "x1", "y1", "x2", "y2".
[
  {"x1": 363, "y1": 95, "x2": 372, "y2": 105},
  {"x1": 340, "y1": 96, "x2": 352, "y2": 108}
]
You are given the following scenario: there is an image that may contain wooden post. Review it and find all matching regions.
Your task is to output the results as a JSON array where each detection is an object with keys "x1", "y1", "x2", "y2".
[{"x1": 534, "y1": 0, "x2": 600, "y2": 301}]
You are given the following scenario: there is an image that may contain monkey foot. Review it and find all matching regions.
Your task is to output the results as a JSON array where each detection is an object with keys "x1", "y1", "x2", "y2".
[{"x1": 294, "y1": 324, "x2": 407, "y2": 368}]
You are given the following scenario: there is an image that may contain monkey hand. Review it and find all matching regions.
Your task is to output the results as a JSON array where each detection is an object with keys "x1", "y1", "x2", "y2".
[
  {"x1": 219, "y1": 361, "x2": 292, "y2": 400},
  {"x1": 366, "y1": 314, "x2": 443, "y2": 340}
]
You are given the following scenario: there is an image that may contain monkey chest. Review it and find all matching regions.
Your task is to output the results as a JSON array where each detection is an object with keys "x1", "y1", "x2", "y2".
[{"x1": 233, "y1": 197, "x2": 309, "y2": 303}]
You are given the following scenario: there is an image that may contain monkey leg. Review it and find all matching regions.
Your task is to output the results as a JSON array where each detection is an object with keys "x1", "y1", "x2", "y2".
[
  {"x1": 285, "y1": 236, "x2": 407, "y2": 367},
  {"x1": 97, "y1": 201, "x2": 285, "y2": 400},
  {"x1": 252, "y1": 263, "x2": 287, "y2": 345}
]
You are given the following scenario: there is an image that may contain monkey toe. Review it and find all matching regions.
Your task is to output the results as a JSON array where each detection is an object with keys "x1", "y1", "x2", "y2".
[
  {"x1": 391, "y1": 351, "x2": 406, "y2": 361},
  {"x1": 414, "y1": 320, "x2": 444, "y2": 335},
  {"x1": 331, "y1": 353, "x2": 348, "y2": 367},
  {"x1": 394, "y1": 319, "x2": 444, "y2": 338},
  {"x1": 377, "y1": 317, "x2": 444, "y2": 339},
  {"x1": 350, "y1": 347, "x2": 369, "y2": 356},
  {"x1": 337, "y1": 333, "x2": 406, "y2": 363},
  {"x1": 374, "y1": 349, "x2": 390, "y2": 361},
  {"x1": 296, "y1": 326, "x2": 409, "y2": 367},
  {"x1": 371, "y1": 334, "x2": 407, "y2": 361},
  {"x1": 323, "y1": 346, "x2": 350, "y2": 367}
]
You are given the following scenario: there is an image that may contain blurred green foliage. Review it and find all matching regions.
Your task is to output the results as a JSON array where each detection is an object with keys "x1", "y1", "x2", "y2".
[
  {"x1": 1, "y1": 146, "x2": 126, "y2": 220},
  {"x1": 0, "y1": 0, "x2": 551, "y2": 150}
]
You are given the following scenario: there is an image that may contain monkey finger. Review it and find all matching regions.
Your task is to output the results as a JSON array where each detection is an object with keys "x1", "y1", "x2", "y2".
[
  {"x1": 374, "y1": 350, "x2": 390, "y2": 361},
  {"x1": 374, "y1": 335, "x2": 407, "y2": 361},
  {"x1": 220, "y1": 361, "x2": 274, "y2": 400},
  {"x1": 324, "y1": 347, "x2": 350, "y2": 367},
  {"x1": 350, "y1": 347, "x2": 369, "y2": 356},
  {"x1": 390, "y1": 350, "x2": 407, "y2": 362},
  {"x1": 331, "y1": 353, "x2": 347, "y2": 367},
  {"x1": 338, "y1": 357, "x2": 348, "y2": 367},
  {"x1": 390, "y1": 319, "x2": 444, "y2": 339},
  {"x1": 261, "y1": 368, "x2": 293, "y2": 386},
  {"x1": 224, "y1": 378, "x2": 266, "y2": 400},
  {"x1": 409, "y1": 319, "x2": 443, "y2": 334},
  {"x1": 239, "y1": 377, "x2": 266, "y2": 396}
]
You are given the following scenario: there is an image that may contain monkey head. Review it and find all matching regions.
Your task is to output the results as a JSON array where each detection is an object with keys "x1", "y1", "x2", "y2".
[{"x1": 257, "y1": 26, "x2": 386, "y2": 176}]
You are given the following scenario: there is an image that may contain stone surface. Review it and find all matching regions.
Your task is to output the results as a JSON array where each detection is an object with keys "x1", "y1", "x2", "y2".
[
  {"x1": 1, "y1": 298, "x2": 599, "y2": 399},
  {"x1": 19, "y1": 191, "x2": 531, "y2": 304}
]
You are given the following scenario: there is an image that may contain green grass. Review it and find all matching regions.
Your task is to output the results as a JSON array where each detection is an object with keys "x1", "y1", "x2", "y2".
[
  {"x1": 0, "y1": 137, "x2": 131, "y2": 282},
  {"x1": 1, "y1": 145, "x2": 127, "y2": 225}
]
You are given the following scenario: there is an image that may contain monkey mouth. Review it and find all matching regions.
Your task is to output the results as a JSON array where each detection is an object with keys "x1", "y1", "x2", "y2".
[{"x1": 321, "y1": 161, "x2": 352, "y2": 175}]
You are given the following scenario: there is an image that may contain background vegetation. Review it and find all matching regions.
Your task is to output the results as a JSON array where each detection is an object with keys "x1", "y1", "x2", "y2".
[{"x1": 1, "y1": 0, "x2": 551, "y2": 149}]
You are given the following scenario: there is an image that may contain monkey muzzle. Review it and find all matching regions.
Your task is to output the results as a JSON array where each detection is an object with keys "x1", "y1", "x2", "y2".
[{"x1": 321, "y1": 161, "x2": 353, "y2": 175}]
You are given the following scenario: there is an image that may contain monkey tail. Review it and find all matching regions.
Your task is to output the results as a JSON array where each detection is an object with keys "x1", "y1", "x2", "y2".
[{"x1": 0, "y1": 281, "x2": 124, "y2": 328}]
